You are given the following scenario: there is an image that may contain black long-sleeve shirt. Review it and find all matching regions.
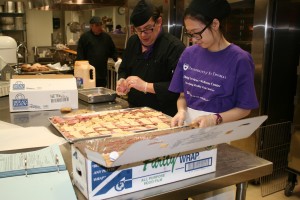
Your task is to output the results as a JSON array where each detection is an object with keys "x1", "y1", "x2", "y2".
[
  {"x1": 118, "y1": 31, "x2": 185, "y2": 116},
  {"x1": 77, "y1": 30, "x2": 118, "y2": 82}
]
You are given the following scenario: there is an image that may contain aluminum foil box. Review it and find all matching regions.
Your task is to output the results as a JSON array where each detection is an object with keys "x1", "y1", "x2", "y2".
[
  {"x1": 9, "y1": 75, "x2": 78, "y2": 112},
  {"x1": 71, "y1": 116, "x2": 268, "y2": 199},
  {"x1": 71, "y1": 145, "x2": 217, "y2": 200}
]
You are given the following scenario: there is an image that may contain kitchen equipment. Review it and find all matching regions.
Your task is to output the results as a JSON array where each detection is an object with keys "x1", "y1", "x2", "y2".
[
  {"x1": 0, "y1": 5, "x2": 4, "y2": 13},
  {"x1": 15, "y1": 1, "x2": 24, "y2": 13},
  {"x1": 1, "y1": 24, "x2": 14, "y2": 30},
  {"x1": 62, "y1": 49, "x2": 77, "y2": 55},
  {"x1": 0, "y1": 16, "x2": 14, "y2": 25},
  {"x1": 4, "y1": 1, "x2": 15, "y2": 13},
  {"x1": 78, "y1": 87, "x2": 117, "y2": 103},
  {"x1": 284, "y1": 55, "x2": 300, "y2": 197},
  {"x1": 14, "y1": 17, "x2": 23, "y2": 30},
  {"x1": 0, "y1": 3, "x2": 26, "y2": 64},
  {"x1": 67, "y1": 21, "x2": 81, "y2": 33},
  {"x1": 74, "y1": 60, "x2": 96, "y2": 89},
  {"x1": 0, "y1": 36, "x2": 17, "y2": 64}
]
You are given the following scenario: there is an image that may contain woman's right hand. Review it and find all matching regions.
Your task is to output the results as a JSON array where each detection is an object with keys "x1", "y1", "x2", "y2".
[
  {"x1": 171, "y1": 110, "x2": 186, "y2": 127},
  {"x1": 116, "y1": 78, "x2": 128, "y2": 95}
]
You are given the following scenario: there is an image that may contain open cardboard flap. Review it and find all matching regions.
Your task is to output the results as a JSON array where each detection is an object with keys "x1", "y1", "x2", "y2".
[{"x1": 75, "y1": 115, "x2": 267, "y2": 167}]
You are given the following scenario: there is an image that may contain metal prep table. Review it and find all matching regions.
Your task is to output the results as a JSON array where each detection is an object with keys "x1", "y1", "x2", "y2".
[{"x1": 0, "y1": 96, "x2": 273, "y2": 200}]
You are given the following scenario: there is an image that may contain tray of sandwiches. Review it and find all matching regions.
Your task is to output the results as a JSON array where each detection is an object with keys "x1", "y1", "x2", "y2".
[
  {"x1": 20, "y1": 63, "x2": 72, "y2": 74},
  {"x1": 49, "y1": 107, "x2": 173, "y2": 143},
  {"x1": 20, "y1": 63, "x2": 55, "y2": 74}
]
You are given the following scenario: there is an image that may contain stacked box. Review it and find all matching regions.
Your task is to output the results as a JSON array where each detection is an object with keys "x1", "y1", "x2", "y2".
[{"x1": 9, "y1": 75, "x2": 78, "y2": 112}]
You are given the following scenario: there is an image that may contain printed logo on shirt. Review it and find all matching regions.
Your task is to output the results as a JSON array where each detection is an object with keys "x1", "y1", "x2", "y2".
[
  {"x1": 183, "y1": 63, "x2": 190, "y2": 71},
  {"x1": 182, "y1": 63, "x2": 228, "y2": 103}
]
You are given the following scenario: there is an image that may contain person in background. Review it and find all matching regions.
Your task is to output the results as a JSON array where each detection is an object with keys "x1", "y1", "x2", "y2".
[
  {"x1": 77, "y1": 16, "x2": 118, "y2": 87},
  {"x1": 169, "y1": 0, "x2": 259, "y2": 128},
  {"x1": 113, "y1": 24, "x2": 125, "y2": 34},
  {"x1": 116, "y1": 0, "x2": 185, "y2": 117}
]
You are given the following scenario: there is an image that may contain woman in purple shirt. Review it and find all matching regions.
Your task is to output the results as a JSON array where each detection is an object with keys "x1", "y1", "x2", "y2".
[{"x1": 169, "y1": 0, "x2": 259, "y2": 128}]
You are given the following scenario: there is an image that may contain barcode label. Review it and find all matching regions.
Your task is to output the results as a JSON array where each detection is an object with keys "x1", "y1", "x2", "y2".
[
  {"x1": 50, "y1": 94, "x2": 70, "y2": 103},
  {"x1": 51, "y1": 97, "x2": 69, "y2": 103},
  {"x1": 185, "y1": 157, "x2": 212, "y2": 172}
]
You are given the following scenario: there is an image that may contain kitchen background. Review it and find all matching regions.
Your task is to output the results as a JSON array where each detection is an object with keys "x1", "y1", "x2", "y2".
[{"x1": 0, "y1": 0, "x2": 127, "y2": 64}]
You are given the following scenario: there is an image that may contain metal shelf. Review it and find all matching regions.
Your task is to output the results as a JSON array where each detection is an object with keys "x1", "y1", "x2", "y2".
[
  {"x1": 0, "y1": 12, "x2": 24, "y2": 16},
  {"x1": 0, "y1": 29, "x2": 26, "y2": 32}
]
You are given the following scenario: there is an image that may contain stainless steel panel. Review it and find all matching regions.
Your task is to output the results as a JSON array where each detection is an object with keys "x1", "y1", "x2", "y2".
[
  {"x1": 251, "y1": 0, "x2": 271, "y2": 117},
  {"x1": 4, "y1": 1, "x2": 15, "y2": 13}
]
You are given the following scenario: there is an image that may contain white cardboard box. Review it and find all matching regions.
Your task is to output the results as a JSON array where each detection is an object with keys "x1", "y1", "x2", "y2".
[
  {"x1": 71, "y1": 116, "x2": 268, "y2": 200},
  {"x1": 72, "y1": 146, "x2": 217, "y2": 200},
  {"x1": 9, "y1": 75, "x2": 78, "y2": 112}
]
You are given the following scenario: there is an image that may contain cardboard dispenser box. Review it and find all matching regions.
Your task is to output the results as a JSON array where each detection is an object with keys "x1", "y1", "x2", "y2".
[
  {"x1": 71, "y1": 116, "x2": 268, "y2": 200},
  {"x1": 9, "y1": 75, "x2": 78, "y2": 112}
]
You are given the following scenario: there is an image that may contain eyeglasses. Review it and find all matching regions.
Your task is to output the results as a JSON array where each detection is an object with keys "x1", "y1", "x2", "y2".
[
  {"x1": 185, "y1": 22, "x2": 212, "y2": 40},
  {"x1": 134, "y1": 23, "x2": 156, "y2": 35}
]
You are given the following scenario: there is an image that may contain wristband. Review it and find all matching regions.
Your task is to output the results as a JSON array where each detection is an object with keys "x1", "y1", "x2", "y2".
[{"x1": 214, "y1": 113, "x2": 223, "y2": 125}]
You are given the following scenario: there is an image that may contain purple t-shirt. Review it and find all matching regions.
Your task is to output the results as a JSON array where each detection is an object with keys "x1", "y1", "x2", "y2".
[{"x1": 169, "y1": 44, "x2": 259, "y2": 113}]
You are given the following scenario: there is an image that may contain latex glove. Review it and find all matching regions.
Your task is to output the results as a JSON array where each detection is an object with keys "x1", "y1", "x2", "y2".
[
  {"x1": 171, "y1": 110, "x2": 186, "y2": 127},
  {"x1": 126, "y1": 76, "x2": 147, "y2": 93},
  {"x1": 116, "y1": 78, "x2": 128, "y2": 95},
  {"x1": 191, "y1": 114, "x2": 216, "y2": 128},
  {"x1": 114, "y1": 58, "x2": 122, "y2": 72}
]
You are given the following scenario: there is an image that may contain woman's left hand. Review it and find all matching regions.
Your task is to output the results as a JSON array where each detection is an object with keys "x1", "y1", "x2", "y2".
[
  {"x1": 191, "y1": 114, "x2": 217, "y2": 128},
  {"x1": 126, "y1": 76, "x2": 147, "y2": 93}
]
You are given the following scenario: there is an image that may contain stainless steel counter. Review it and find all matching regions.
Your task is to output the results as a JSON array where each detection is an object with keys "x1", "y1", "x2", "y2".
[{"x1": 0, "y1": 96, "x2": 273, "y2": 200}]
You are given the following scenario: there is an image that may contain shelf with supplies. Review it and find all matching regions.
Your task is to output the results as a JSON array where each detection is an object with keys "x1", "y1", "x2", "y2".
[
  {"x1": 0, "y1": 12, "x2": 26, "y2": 31},
  {"x1": 0, "y1": 12, "x2": 25, "y2": 16}
]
